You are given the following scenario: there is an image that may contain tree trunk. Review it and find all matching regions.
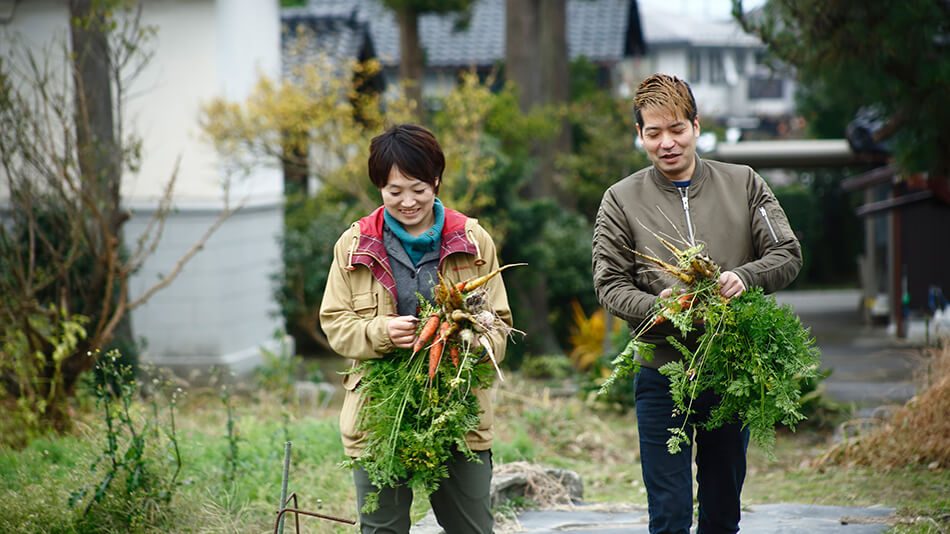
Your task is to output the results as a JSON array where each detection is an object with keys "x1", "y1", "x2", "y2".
[
  {"x1": 538, "y1": 0, "x2": 573, "y2": 208},
  {"x1": 67, "y1": 0, "x2": 126, "y2": 391},
  {"x1": 505, "y1": 0, "x2": 541, "y2": 116},
  {"x1": 396, "y1": 6, "x2": 425, "y2": 116},
  {"x1": 505, "y1": 0, "x2": 563, "y2": 355},
  {"x1": 70, "y1": 0, "x2": 119, "y2": 219}
]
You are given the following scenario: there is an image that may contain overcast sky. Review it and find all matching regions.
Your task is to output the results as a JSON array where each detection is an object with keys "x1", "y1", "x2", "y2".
[{"x1": 636, "y1": 0, "x2": 766, "y2": 21}]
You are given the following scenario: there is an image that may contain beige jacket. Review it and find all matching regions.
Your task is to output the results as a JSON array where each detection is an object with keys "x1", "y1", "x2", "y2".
[
  {"x1": 593, "y1": 158, "x2": 802, "y2": 369},
  {"x1": 319, "y1": 206, "x2": 512, "y2": 457}
]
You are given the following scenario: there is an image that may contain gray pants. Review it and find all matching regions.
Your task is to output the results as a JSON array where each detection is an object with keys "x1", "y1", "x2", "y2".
[{"x1": 353, "y1": 449, "x2": 493, "y2": 534}]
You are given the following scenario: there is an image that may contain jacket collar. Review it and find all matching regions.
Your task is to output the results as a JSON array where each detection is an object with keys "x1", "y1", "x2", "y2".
[
  {"x1": 346, "y1": 206, "x2": 481, "y2": 302},
  {"x1": 650, "y1": 156, "x2": 709, "y2": 192}
]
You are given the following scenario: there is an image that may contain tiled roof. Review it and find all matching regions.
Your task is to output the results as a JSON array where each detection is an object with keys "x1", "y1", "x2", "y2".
[
  {"x1": 281, "y1": 6, "x2": 376, "y2": 79},
  {"x1": 287, "y1": 0, "x2": 638, "y2": 68}
]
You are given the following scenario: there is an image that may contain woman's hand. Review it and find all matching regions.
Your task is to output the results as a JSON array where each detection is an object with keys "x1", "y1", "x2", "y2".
[{"x1": 387, "y1": 315, "x2": 419, "y2": 349}]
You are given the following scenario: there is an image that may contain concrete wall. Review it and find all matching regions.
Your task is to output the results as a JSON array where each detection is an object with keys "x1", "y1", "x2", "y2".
[{"x1": 124, "y1": 203, "x2": 284, "y2": 376}]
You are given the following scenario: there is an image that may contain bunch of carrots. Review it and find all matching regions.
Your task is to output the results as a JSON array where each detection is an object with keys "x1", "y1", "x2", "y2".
[
  {"x1": 348, "y1": 262, "x2": 526, "y2": 509},
  {"x1": 413, "y1": 263, "x2": 526, "y2": 381},
  {"x1": 599, "y1": 229, "x2": 725, "y2": 395}
]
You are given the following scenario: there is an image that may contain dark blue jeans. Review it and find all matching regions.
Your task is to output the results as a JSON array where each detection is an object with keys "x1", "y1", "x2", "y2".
[{"x1": 635, "y1": 366, "x2": 750, "y2": 534}]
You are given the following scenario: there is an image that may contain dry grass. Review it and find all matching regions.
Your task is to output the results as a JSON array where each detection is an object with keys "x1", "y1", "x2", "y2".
[{"x1": 816, "y1": 340, "x2": 950, "y2": 470}]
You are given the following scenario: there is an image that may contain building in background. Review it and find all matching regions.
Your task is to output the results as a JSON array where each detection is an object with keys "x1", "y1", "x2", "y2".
[
  {"x1": 0, "y1": 0, "x2": 285, "y2": 377},
  {"x1": 636, "y1": 7, "x2": 797, "y2": 139}
]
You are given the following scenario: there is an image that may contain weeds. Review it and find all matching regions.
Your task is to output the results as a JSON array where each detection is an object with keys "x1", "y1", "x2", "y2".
[
  {"x1": 216, "y1": 368, "x2": 241, "y2": 486},
  {"x1": 67, "y1": 350, "x2": 182, "y2": 528}
]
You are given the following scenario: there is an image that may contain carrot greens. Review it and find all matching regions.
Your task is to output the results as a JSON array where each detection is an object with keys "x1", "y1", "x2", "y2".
[
  {"x1": 600, "y1": 237, "x2": 820, "y2": 457},
  {"x1": 344, "y1": 265, "x2": 523, "y2": 513}
]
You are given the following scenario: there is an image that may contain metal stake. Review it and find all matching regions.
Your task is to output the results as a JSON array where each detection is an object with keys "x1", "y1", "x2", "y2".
[{"x1": 278, "y1": 441, "x2": 291, "y2": 534}]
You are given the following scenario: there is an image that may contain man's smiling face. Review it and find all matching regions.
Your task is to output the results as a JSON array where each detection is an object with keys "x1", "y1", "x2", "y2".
[{"x1": 637, "y1": 106, "x2": 701, "y2": 182}]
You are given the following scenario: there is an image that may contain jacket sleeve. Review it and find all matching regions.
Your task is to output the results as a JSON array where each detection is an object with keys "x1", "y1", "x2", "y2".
[
  {"x1": 731, "y1": 170, "x2": 803, "y2": 294},
  {"x1": 472, "y1": 224, "x2": 513, "y2": 364},
  {"x1": 319, "y1": 231, "x2": 396, "y2": 360},
  {"x1": 592, "y1": 187, "x2": 659, "y2": 325}
]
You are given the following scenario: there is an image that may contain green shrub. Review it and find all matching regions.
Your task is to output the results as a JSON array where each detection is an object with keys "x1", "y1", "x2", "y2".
[{"x1": 519, "y1": 354, "x2": 574, "y2": 380}]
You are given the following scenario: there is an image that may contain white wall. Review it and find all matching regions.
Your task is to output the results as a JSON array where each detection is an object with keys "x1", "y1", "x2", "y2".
[
  {"x1": 125, "y1": 0, "x2": 282, "y2": 205},
  {"x1": 123, "y1": 0, "x2": 285, "y2": 375}
]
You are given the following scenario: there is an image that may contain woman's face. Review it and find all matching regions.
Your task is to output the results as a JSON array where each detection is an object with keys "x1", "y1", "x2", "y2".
[{"x1": 381, "y1": 166, "x2": 439, "y2": 237}]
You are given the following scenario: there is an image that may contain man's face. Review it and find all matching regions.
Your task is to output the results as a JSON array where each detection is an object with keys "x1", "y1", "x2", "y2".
[{"x1": 637, "y1": 106, "x2": 701, "y2": 182}]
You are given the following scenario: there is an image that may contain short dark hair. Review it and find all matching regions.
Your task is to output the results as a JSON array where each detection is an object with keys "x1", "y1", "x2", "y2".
[
  {"x1": 368, "y1": 124, "x2": 445, "y2": 192},
  {"x1": 634, "y1": 74, "x2": 698, "y2": 128}
]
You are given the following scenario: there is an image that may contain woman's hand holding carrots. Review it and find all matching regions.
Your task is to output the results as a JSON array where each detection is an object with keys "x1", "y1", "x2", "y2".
[{"x1": 387, "y1": 315, "x2": 419, "y2": 349}]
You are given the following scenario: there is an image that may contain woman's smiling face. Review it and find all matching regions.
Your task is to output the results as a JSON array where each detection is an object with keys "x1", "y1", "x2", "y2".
[{"x1": 381, "y1": 166, "x2": 439, "y2": 237}]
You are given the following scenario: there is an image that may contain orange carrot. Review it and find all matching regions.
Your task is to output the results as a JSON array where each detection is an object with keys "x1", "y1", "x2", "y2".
[
  {"x1": 413, "y1": 314, "x2": 440, "y2": 356},
  {"x1": 678, "y1": 294, "x2": 695, "y2": 310},
  {"x1": 449, "y1": 345, "x2": 460, "y2": 367},
  {"x1": 455, "y1": 263, "x2": 528, "y2": 293},
  {"x1": 428, "y1": 339, "x2": 444, "y2": 379},
  {"x1": 428, "y1": 320, "x2": 455, "y2": 379}
]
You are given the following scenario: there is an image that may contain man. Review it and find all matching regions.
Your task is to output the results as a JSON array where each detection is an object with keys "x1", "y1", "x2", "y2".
[{"x1": 592, "y1": 73, "x2": 802, "y2": 533}]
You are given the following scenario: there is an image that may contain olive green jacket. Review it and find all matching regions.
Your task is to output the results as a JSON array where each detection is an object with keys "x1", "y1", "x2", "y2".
[
  {"x1": 319, "y1": 206, "x2": 512, "y2": 457},
  {"x1": 592, "y1": 158, "x2": 802, "y2": 369}
]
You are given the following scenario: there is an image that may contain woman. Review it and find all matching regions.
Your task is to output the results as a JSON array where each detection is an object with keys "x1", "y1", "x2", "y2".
[{"x1": 320, "y1": 124, "x2": 512, "y2": 533}]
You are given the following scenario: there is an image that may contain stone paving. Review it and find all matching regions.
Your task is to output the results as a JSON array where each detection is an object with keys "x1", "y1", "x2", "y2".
[
  {"x1": 515, "y1": 503, "x2": 896, "y2": 533},
  {"x1": 414, "y1": 503, "x2": 897, "y2": 533},
  {"x1": 410, "y1": 289, "x2": 922, "y2": 533}
]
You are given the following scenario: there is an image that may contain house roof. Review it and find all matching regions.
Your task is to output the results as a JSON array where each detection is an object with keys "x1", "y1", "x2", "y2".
[
  {"x1": 639, "y1": 8, "x2": 762, "y2": 48},
  {"x1": 287, "y1": 0, "x2": 642, "y2": 69},
  {"x1": 282, "y1": 5, "x2": 377, "y2": 79}
]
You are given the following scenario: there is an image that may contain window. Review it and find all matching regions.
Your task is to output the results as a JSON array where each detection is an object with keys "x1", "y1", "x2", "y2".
[
  {"x1": 709, "y1": 50, "x2": 725, "y2": 85},
  {"x1": 688, "y1": 50, "x2": 702, "y2": 84},
  {"x1": 748, "y1": 77, "x2": 784, "y2": 99},
  {"x1": 735, "y1": 49, "x2": 748, "y2": 76}
]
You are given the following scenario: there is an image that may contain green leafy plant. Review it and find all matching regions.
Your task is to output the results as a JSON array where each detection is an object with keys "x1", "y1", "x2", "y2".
[
  {"x1": 346, "y1": 346, "x2": 494, "y2": 511},
  {"x1": 0, "y1": 307, "x2": 87, "y2": 447},
  {"x1": 600, "y1": 237, "x2": 820, "y2": 457},
  {"x1": 660, "y1": 287, "x2": 821, "y2": 455}
]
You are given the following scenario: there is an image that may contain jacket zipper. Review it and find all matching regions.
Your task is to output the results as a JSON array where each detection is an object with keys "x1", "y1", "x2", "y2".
[
  {"x1": 679, "y1": 187, "x2": 696, "y2": 246},
  {"x1": 759, "y1": 206, "x2": 779, "y2": 243}
]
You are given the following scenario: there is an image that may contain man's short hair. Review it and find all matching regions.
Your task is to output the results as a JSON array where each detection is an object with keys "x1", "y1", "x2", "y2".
[
  {"x1": 368, "y1": 124, "x2": 444, "y2": 192},
  {"x1": 633, "y1": 74, "x2": 698, "y2": 128}
]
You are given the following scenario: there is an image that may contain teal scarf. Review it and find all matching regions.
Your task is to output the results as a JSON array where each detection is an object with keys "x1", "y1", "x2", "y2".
[{"x1": 383, "y1": 198, "x2": 444, "y2": 266}]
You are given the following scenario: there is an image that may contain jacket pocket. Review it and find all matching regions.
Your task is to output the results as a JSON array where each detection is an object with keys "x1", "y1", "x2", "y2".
[
  {"x1": 757, "y1": 203, "x2": 792, "y2": 245},
  {"x1": 758, "y1": 206, "x2": 779, "y2": 243},
  {"x1": 339, "y1": 372, "x2": 366, "y2": 442},
  {"x1": 352, "y1": 292, "x2": 377, "y2": 318}
]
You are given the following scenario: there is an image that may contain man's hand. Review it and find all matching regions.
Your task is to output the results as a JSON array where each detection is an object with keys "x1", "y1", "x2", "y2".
[
  {"x1": 718, "y1": 271, "x2": 746, "y2": 298},
  {"x1": 387, "y1": 315, "x2": 419, "y2": 349}
]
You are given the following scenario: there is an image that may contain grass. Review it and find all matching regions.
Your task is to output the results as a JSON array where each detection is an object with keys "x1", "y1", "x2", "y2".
[{"x1": 0, "y1": 371, "x2": 947, "y2": 533}]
